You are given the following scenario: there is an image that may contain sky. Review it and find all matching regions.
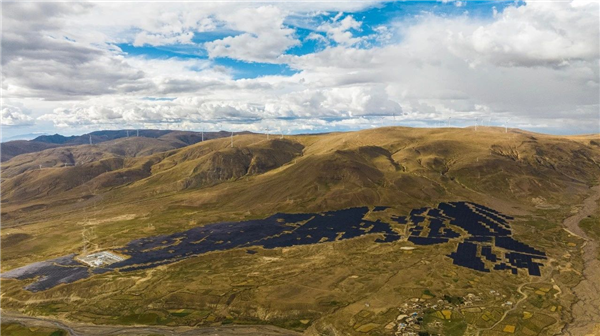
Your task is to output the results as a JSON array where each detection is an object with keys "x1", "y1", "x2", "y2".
[{"x1": 1, "y1": 0, "x2": 599, "y2": 140}]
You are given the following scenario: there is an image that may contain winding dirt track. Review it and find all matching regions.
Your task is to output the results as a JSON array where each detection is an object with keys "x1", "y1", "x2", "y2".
[
  {"x1": 561, "y1": 185, "x2": 600, "y2": 336},
  {"x1": 0, "y1": 310, "x2": 302, "y2": 336}
]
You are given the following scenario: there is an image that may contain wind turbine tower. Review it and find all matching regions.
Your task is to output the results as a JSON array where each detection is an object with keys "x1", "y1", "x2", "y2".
[
  {"x1": 89, "y1": 135, "x2": 93, "y2": 145},
  {"x1": 231, "y1": 131, "x2": 234, "y2": 147},
  {"x1": 504, "y1": 118, "x2": 511, "y2": 133}
]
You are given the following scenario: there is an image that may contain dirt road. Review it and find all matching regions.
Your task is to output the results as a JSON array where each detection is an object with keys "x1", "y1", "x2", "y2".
[
  {"x1": 0, "y1": 310, "x2": 302, "y2": 336},
  {"x1": 561, "y1": 185, "x2": 600, "y2": 336}
]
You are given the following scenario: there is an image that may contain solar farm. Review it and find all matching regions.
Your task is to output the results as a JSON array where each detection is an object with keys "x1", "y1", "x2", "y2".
[{"x1": 2, "y1": 203, "x2": 546, "y2": 293}]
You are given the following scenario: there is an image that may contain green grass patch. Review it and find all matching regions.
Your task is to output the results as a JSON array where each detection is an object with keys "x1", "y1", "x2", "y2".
[
  {"x1": 116, "y1": 313, "x2": 161, "y2": 325},
  {"x1": 422, "y1": 311, "x2": 467, "y2": 336},
  {"x1": 423, "y1": 289, "x2": 436, "y2": 297},
  {"x1": 1, "y1": 323, "x2": 66, "y2": 336},
  {"x1": 443, "y1": 295, "x2": 464, "y2": 305},
  {"x1": 168, "y1": 309, "x2": 193, "y2": 318}
]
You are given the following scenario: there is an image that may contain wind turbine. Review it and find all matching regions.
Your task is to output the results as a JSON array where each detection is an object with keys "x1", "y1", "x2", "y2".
[
  {"x1": 89, "y1": 135, "x2": 93, "y2": 145},
  {"x1": 265, "y1": 126, "x2": 270, "y2": 140},
  {"x1": 126, "y1": 130, "x2": 129, "y2": 138},
  {"x1": 136, "y1": 129, "x2": 139, "y2": 137},
  {"x1": 447, "y1": 117, "x2": 452, "y2": 127},
  {"x1": 504, "y1": 118, "x2": 511, "y2": 133},
  {"x1": 280, "y1": 127, "x2": 284, "y2": 139},
  {"x1": 230, "y1": 131, "x2": 234, "y2": 147}
]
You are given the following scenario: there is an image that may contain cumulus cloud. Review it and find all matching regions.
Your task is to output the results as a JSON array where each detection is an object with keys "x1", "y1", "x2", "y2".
[
  {"x1": 133, "y1": 31, "x2": 195, "y2": 47},
  {"x1": 38, "y1": 84, "x2": 402, "y2": 128},
  {"x1": 446, "y1": 2, "x2": 599, "y2": 68},
  {"x1": 317, "y1": 14, "x2": 364, "y2": 46},
  {"x1": 1, "y1": 3, "x2": 151, "y2": 100},
  {"x1": 205, "y1": 6, "x2": 299, "y2": 63},
  {"x1": 1, "y1": 105, "x2": 35, "y2": 126},
  {"x1": 284, "y1": 1, "x2": 599, "y2": 131},
  {"x1": 131, "y1": 12, "x2": 215, "y2": 47}
]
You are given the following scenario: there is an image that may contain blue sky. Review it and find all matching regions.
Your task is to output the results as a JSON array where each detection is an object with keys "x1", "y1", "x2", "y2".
[
  {"x1": 1, "y1": 0, "x2": 598, "y2": 139},
  {"x1": 114, "y1": 1, "x2": 520, "y2": 79}
]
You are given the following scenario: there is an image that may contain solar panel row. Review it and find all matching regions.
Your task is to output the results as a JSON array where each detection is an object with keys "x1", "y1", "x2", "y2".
[{"x1": 393, "y1": 202, "x2": 545, "y2": 276}]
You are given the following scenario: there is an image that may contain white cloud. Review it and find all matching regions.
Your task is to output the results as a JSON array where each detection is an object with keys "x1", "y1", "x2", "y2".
[
  {"x1": 1, "y1": 3, "x2": 151, "y2": 100},
  {"x1": 438, "y1": 0, "x2": 464, "y2": 7},
  {"x1": 129, "y1": 11, "x2": 216, "y2": 46},
  {"x1": 133, "y1": 31, "x2": 195, "y2": 47},
  {"x1": 205, "y1": 6, "x2": 299, "y2": 63},
  {"x1": 317, "y1": 14, "x2": 364, "y2": 46},
  {"x1": 1, "y1": 105, "x2": 35, "y2": 126},
  {"x1": 38, "y1": 83, "x2": 402, "y2": 128},
  {"x1": 283, "y1": 1, "x2": 599, "y2": 131},
  {"x1": 446, "y1": 2, "x2": 599, "y2": 68}
]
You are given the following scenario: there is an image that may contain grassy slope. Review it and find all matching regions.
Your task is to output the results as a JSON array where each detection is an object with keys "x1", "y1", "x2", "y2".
[
  {"x1": 0, "y1": 141, "x2": 60, "y2": 162},
  {"x1": 0, "y1": 130, "x2": 236, "y2": 173}
]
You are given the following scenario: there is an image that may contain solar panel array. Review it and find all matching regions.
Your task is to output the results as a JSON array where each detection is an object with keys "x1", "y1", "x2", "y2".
[
  {"x1": 3, "y1": 207, "x2": 401, "y2": 291},
  {"x1": 392, "y1": 202, "x2": 546, "y2": 276},
  {"x1": 3, "y1": 201, "x2": 546, "y2": 292},
  {"x1": 0, "y1": 254, "x2": 90, "y2": 292}
]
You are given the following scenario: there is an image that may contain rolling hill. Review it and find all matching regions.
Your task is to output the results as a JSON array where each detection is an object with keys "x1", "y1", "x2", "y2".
[
  {"x1": 4, "y1": 127, "x2": 597, "y2": 213},
  {"x1": 0, "y1": 130, "x2": 241, "y2": 162}
]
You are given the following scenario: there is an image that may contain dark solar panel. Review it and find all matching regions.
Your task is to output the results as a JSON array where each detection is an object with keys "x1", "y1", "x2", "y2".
[
  {"x1": 480, "y1": 245, "x2": 497, "y2": 262},
  {"x1": 448, "y1": 242, "x2": 489, "y2": 272},
  {"x1": 395, "y1": 201, "x2": 545, "y2": 276}
]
